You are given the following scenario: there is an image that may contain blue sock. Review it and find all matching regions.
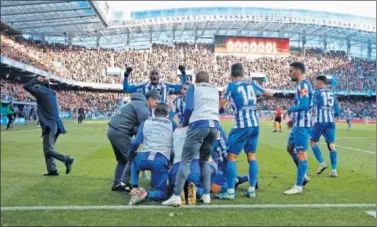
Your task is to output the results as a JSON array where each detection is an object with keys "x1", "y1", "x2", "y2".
[
  {"x1": 330, "y1": 150, "x2": 337, "y2": 170},
  {"x1": 226, "y1": 160, "x2": 237, "y2": 191},
  {"x1": 311, "y1": 144, "x2": 324, "y2": 164},
  {"x1": 290, "y1": 152, "x2": 299, "y2": 167},
  {"x1": 238, "y1": 175, "x2": 249, "y2": 185},
  {"x1": 131, "y1": 162, "x2": 139, "y2": 186},
  {"x1": 296, "y1": 159, "x2": 308, "y2": 186},
  {"x1": 248, "y1": 160, "x2": 258, "y2": 187},
  {"x1": 196, "y1": 187, "x2": 204, "y2": 197},
  {"x1": 220, "y1": 183, "x2": 228, "y2": 193},
  {"x1": 114, "y1": 163, "x2": 126, "y2": 185},
  {"x1": 148, "y1": 190, "x2": 167, "y2": 200}
]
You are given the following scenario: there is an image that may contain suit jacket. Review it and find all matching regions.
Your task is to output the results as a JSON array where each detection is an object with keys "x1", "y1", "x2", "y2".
[{"x1": 23, "y1": 78, "x2": 66, "y2": 136}]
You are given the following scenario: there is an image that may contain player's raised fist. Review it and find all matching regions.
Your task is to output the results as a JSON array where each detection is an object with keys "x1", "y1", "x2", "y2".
[
  {"x1": 126, "y1": 67, "x2": 133, "y2": 74},
  {"x1": 178, "y1": 65, "x2": 185, "y2": 73}
]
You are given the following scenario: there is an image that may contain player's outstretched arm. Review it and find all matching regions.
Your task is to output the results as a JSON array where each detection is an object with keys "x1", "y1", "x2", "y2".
[
  {"x1": 168, "y1": 98, "x2": 178, "y2": 120},
  {"x1": 288, "y1": 96, "x2": 310, "y2": 113},
  {"x1": 122, "y1": 66, "x2": 145, "y2": 93},
  {"x1": 128, "y1": 123, "x2": 145, "y2": 159},
  {"x1": 220, "y1": 85, "x2": 230, "y2": 109},
  {"x1": 334, "y1": 96, "x2": 340, "y2": 118},
  {"x1": 182, "y1": 84, "x2": 194, "y2": 127},
  {"x1": 165, "y1": 65, "x2": 188, "y2": 94}
]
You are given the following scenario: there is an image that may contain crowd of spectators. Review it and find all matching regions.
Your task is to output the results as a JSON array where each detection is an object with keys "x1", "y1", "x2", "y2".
[
  {"x1": 0, "y1": 80, "x2": 124, "y2": 117},
  {"x1": 1, "y1": 79, "x2": 375, "y2": 119},
  {"x1": 1, "y1": 32, "x2": 375, "y2": 119},
  {"x1": 1, "y1": 33, "x2": 375, "y2": 92}
]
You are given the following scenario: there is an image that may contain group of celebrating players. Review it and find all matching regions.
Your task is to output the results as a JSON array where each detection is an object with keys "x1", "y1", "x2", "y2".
[{"x1": 109, "y1": 61, "x2": 340, "y2": 206}]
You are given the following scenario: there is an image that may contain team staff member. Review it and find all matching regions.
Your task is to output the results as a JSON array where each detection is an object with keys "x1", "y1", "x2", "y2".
[
  {"x1": 23, "y1": 76, "x2": 74, "y2": 176},
  {"x1": 107, "y1": 91, "x2": 160, "y2": 191}
]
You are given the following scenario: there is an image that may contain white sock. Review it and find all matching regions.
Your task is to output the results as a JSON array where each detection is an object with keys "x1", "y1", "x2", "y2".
[
  {"x1": 294, "y1": 185, "x2": 303, "y2": 189},
  {"x1": 227, "y1": 189, "x2": 235, "y2": 194},
  {"x1": 248, "y1": 186, "x2": 255, "y2": 192}
]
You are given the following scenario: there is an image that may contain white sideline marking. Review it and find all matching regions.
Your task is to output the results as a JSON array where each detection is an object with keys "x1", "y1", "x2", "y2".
[
  {"x1": 366, "y1": 210, "x2": 376, "y2": 218},
  {"x1": 335, "y1": 145, "x2": 375, "y2": 155},
  {"x1": 1, "y1": 204, "x2": 375, "y2": 211},
  {"x1": 1, "y1": 128, "x2": 39, "y2": 135},
  {"x1": 319, "y1": 143, "x2": 375, "y2": 155}
]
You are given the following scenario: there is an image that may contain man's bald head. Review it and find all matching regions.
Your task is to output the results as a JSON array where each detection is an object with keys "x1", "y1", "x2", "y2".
[{"x1": 195, "y1": 71, "x2": 210, "y2": 83}]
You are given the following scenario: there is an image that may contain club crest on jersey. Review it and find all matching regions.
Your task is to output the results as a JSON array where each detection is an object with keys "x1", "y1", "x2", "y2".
[
  {"x1": 152, "y1": 88, "x2": 162, "y2": 95},
  {"x1": 300, "y1": 88, "x2": 308, "y2": 97}
]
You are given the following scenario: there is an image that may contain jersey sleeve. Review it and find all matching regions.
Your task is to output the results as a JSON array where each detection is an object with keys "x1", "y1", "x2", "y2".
[
  {"x1": 333, "y1": 94, "x2": 340, "y2": 116},
  {"x1": 222, "y1": 84, "x2": 232, "y2": 100},
  {"x1": 288, "y1": 82, "x2": 310, "y2": 113},
  {"x1": 128, "y1": 122, "x2": 145, "y2": 156},
  {"x1": 252, "y1": 82, "x2": 265, "y2": 96},
  {"x1": 165, "y1": 73, "x2": 187, "y2": 94},
  {"x1": 183, "y1": 84, "x2": 195, "y2": 127},
  {"x1": 123, "y1": 77, "x2": 146, "y2": 93}
]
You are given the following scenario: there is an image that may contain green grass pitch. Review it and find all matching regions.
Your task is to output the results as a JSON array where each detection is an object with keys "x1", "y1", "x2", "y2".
[{"x1": 1, "y1": 120, "x2": 376, "y2": 226}]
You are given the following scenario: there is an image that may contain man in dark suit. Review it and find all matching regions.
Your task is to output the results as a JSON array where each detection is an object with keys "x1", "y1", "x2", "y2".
[{"x1": 23, "y1": 76, "x2": 74, "y2": 176}]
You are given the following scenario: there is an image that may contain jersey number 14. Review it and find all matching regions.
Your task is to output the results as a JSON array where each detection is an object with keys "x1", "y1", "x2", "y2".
[{"x1": 238, "y1": 85, "x2": 256, "y2": 105}]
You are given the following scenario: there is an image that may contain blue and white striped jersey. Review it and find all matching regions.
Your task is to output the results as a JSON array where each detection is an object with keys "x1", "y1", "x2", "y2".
[
  {"x1": 291, "y1": 79, "x2": 313, "y2": 127},
  {"x1": 210, "y1": 125, "x2": 228, "y2": 166},
  {"x1": 313, "y1": 88, "x2": 340, "y2": 123},
  {"x1": 222, "y1": 80, "x2": 265, "y2": 128},
  {"x1": 172, "y1": 96, "x2": 185, "y2": 125},
  {"x1": 123, "y1": 75, "x2": 187, "y2": 103}
]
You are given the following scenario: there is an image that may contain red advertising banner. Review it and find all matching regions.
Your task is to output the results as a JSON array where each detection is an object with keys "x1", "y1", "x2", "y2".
[{"x1": 215, "y1": 36, "x2": 290, "y2": 55}]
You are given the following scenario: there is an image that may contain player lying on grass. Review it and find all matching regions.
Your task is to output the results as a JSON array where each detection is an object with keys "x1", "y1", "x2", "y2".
[
  {"x1": 310, "y1": 75, "x2": 340, "y2": 177},
  {"x1": 129, "y1": 126, "x2": 204, "y2": 205},
  {"x1": 167, "y1": 126, "x2": 203, "y2": 205},
  {"x1": 219, "y1": 63, "x2": 272, "y2": 199},
  {"x1": 127, "y1": 104, "x2": 177, "y2": 205},
  {"x1": 207, "y1": 125, "x2": 250, "y2": 199}
]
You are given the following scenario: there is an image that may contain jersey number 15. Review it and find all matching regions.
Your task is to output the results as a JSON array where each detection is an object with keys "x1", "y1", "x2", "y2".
[{"x1": 321, "y1": 92, "x2": 334, "y2": 107}]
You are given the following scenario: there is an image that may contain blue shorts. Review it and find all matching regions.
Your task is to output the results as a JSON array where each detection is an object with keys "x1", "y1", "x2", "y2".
[
  {"x1": 132, "y1": 152, "x2": 169, "y2": 191},
  {"x1": 310, "y1": 122, "x2": 336, "y2": 143},
  {"x1": 287, "y1": 127, "x2": 310, "y2": 152},
  {"x1": 168, "y1": 159, "x2": 201, "y2": 186},
  {"x1": 346, "y1": 119, "x2": 352, "y2": 124},
  {"x1": 227, "y1": 127, "x2": 259, "y2": 154}
]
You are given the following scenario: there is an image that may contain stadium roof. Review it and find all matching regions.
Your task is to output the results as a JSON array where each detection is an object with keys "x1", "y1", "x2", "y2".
[
  {"x1": 0, "y1": 0, "x2": 107, "y2": 35},
  {"x1": 0, "y1": 4, "x2": 375, "y2": 57}
]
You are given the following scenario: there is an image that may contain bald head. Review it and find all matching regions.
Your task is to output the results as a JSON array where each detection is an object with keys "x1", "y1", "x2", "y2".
[{"x1": 195, "y1": 71, "x2": 210, "y2": 83}]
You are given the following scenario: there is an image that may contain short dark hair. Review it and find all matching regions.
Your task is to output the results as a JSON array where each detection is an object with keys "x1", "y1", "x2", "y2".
[
  {"x1": 316, "y1": 75, "x2": 327, "y2": 83},
  {"x1": 155, "y1": 103, "x2": 168, "y2": 116},
  {"x1": 145, "y1": 90, "x2": 160, "y2": 100},
  {"x1": 196, "y1": 71, "x2": 210, "y2": 83},
  {"x1": 231, "y1": 63, "x2": 244, "y2": 77},
  {"x1": 290, "y1": 62, "x2": 306, "y2": 74}
]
